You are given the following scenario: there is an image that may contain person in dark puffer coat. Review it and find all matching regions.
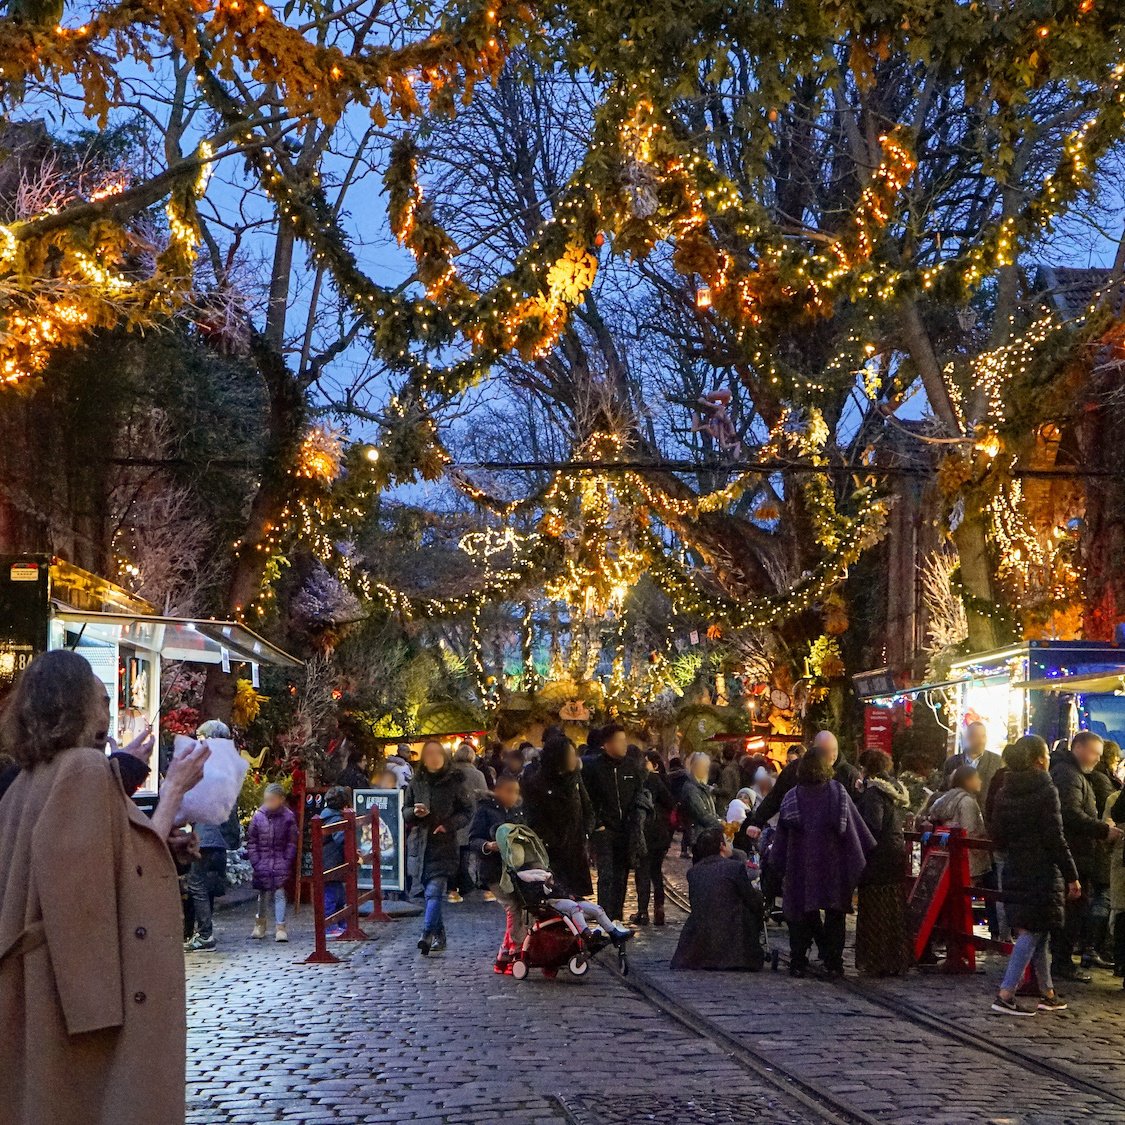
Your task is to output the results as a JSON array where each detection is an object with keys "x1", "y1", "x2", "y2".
[
  {"x1": 1049, "y1": 732, "x2": 1121, "y2": 980},
  {"x1": 404, "y1": 740, "x2": 473, "y2": 955},
  {"x1": 989, "y1": 735, "x2": 1077, "y2": 1016}
]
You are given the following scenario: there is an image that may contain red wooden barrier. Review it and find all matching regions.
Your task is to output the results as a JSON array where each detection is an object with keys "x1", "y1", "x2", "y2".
[
  {"x1": 304, "y1": 807, "x2": 389, "y2": 965},
  {"x1": 906, "y1": 826, "x2": 1012, "y2": 974}
]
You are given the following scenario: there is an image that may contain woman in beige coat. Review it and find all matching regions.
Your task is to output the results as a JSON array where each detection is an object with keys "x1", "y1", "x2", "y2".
[{"x1": 0, "y1": 650, "x2": 208, "y2": 1125}]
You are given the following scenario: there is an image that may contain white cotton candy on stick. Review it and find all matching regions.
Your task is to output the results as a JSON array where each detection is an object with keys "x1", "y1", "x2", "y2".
[{"x1": 172, "y1": 734, "x2": 249, "y2": 825}]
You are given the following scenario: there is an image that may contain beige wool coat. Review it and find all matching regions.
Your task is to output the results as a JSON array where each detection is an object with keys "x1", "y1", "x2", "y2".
[{"x1": 0, "y1": 746, "x2": 186, "y2": 1125}]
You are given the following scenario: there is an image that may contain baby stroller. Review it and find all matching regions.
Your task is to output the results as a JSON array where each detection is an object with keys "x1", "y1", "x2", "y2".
[
  {"x1": 496, "y1": 824, "x2": 627, "y2": 980},
  {"x1": 733, "y1": 823, "x2": 778, "y2": 972}
]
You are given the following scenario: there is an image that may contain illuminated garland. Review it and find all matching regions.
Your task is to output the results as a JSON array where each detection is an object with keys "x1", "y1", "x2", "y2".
[{"x1": 645, "y1": 491, "x2": 888, "y2": 630}]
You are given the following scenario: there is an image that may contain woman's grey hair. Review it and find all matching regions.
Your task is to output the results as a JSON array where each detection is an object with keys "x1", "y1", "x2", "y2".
[{"x1": 263, "y1": 783, "x2": 286, "y2": 799}]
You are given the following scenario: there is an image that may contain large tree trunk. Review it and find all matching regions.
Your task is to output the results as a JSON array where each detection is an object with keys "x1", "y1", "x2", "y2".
[
  {"x1": 900, "y1": 301, "x2": 1001, "y2": 651},
  {"x1": 199, "y1": 346, "x2": 306, "y2": 721},
  {"x1": 199, "y1": 222, "x2": 306, "y2": 721}
]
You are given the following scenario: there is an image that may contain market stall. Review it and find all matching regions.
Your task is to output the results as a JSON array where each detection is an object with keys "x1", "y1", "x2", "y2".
[
  {"x1": 0, "y1": 554, "x2": 300, "y2": 790},
  {"x1": 859, "y1": 640, "x2": 1125, "y2": 756}
]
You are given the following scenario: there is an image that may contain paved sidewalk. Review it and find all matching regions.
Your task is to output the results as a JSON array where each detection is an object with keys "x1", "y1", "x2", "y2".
[
  {"x1": 185, "y1": 873, "x2": 1125, "y2": 1125},
  {"x1": 185, "y1": 898, "x2": 818, "y2": 1125}
]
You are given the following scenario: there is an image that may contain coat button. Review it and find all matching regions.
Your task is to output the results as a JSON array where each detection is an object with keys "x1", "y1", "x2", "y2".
[
  {"x1": 135, "y1": 927, "x2": 147, "y2": 939},
  {"x1": 136, "y1": 865, "x2": 143, "y2": 876},
  {"x1": 134, "y1": 991, "x2": 146, "y2": 1004}
]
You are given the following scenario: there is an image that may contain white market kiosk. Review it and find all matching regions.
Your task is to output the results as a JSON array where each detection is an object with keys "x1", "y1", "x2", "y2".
[{"x1": 0, "y1": 555, "x2": 300, "y2": 791}]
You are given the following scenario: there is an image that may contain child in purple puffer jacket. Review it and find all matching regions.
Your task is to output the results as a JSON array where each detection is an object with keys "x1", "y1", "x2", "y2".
[{"x1": 247, "y1": 783, "x2": 298, "y2": 942}]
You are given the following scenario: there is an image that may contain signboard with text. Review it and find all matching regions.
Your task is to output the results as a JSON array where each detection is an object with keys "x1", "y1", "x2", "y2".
[
  {"x1": 353, "y1": 788, "x2": 404, "y2": 893},
  {"x1": 864, "y1": 705, "x2": 895, "y2": 756}
]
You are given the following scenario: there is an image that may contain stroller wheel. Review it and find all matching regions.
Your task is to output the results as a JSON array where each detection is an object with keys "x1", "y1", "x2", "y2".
[
  {"x1": 510, "y1": 959, "x2": 529, "y2": 980},
  {"x1": 567, "y1": 955, "x2": 589, "y2": 977}
]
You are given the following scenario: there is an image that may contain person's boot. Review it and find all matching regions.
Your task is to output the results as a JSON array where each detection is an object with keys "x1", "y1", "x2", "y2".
[
  {"x1": 429, "y1": 929, "x2": 447, "y2": 953},
  {"x1": 628, "y1": 912, "x2": 650, "y2": 926},
  {"x1": 251, "y1": 916, "x2": 267, "y2": 940},
  {"x1": 274, "y1": 923, "x2": 288, "y2": 943},
  {"x1": 417, "y1": 931, "x2": 431, "y2": 956},
  {"x1": 653, "y1": 908, "x2": 666, "y2": 927}
]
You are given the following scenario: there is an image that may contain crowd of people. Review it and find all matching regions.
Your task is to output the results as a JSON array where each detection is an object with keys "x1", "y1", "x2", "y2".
[
  {"x1": 5, "y1": 646, "x2": 1125, "y2": 1125},
  {"x1": 360, "y1": 717, "x2": 1125, "y2": 1018}
]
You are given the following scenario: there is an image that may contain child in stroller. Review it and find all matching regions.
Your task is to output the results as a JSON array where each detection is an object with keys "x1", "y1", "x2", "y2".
[{"x1": 496, "y1": 823, "x2": 632, "y2": 979}]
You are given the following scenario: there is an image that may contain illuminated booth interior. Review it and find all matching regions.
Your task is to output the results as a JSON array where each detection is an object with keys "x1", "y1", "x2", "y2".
[{"x1": 0, "y1": 555, "x2": 299, "y2": 791}]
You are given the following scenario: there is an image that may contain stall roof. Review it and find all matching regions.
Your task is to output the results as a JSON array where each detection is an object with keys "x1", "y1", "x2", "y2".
[
  {"x1": 1014, "y1": 670, "x2": 1125, "y2": 694},
  {"x1": 52, "y1": 605, "x2": 301, "y2": 668}
]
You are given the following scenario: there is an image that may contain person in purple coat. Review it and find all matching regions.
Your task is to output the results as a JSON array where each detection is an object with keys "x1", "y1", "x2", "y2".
[
  {"x1": 773, "y1": 748, "x2": 874, "y2": 977},
  {"x1": 247, "y1": 783, "x2": 298, "y2": 943}
]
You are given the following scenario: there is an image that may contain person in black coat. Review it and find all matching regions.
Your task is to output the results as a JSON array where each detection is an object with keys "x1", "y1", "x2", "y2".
[
  {"x1": 522, "y1": 733, "x2": 594, "y2": 897},
  {"x1": 1048, "y1": 732, "x2": 1123, "y2": 980},
  {"x1": 336, "y1": 749, "x2": 371, "y2": 792},
  {"x1": 468, "y1": 773, "x2": 527, "y2": 972},
  {"x1": 1085, "y1": 742, "x2": 1121, "y2": 967},
  {"x1": 670, "y1": 828, "x2": 764, "y2": 971},
  {"x1": 468, "y1": 775, "x2": 526, "y2": 890},
  {"x1": 991, "y1": 735, "x2": 1078, "y2": 1015},
  {"x1": 631, "y1": 750, "x2": 675, "y2": 926},
  {"x1": 853, "y1": 751, "x2": 912, "y2": 976},
  {"x1": 403, "y1": 741, "x2": 473, "y2": 955},
  {"x1": 667, "y1": 755, "x2": 690, "y2": 857},
  {"x1": 747, "y1": 731, "x2": 852, "y2": 832},
  {"x1": 582, "y1": 724, "x2": 646, "y2": 921}
]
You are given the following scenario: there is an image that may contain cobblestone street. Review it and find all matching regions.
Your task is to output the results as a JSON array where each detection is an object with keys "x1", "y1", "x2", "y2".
[{"x1": 185, "y1": 871, "x2": 1125, "y2": 1125}]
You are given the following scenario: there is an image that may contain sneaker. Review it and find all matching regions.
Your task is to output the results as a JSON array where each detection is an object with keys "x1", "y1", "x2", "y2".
[
  {"x1": 991, "y1": 993, "x2": 1035, "y2": 1016},
  {"x1": 429, "y1": 931, "x2": 447, "y2": 953},
  {"x1": 580, "y1": 930, "x2": 610, "y2": 953},
  {"x1": 251, "y1": 917, "x2": 267, "y2": 940},
  {"x1": 609, "y1": 922, "x2": 634, "y2": 943},
  {"x1": 493, "y1": 957, "x2": 514, "y2": 975},
  {"x1": 628, "y1": 913, "x2": 650, "y2": 926},
  {"x1": 187, "y1": 934, "x2": 217, "y2": 953},
  {"x1": 482, "y1": 890, "x2": 497, "y2": 902},
  {"x1": 275, "y1": 924, "x2": 289, "y2": 943},
  {"x1": 447, "y1": 891, "x2": 464, "y2": 904},
  {"x1": 417, "y1": 934, "x2": 431, "y2": 956},
  {"x1": 326, "y1": 925, "x2": 346, "y2": 940},
  {"x1": 1037, "y1": 992, "x2": 1068, "y2": 1011}
]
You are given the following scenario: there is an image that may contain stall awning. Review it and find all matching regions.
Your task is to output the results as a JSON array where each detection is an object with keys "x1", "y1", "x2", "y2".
[
  {"x1": 1014, "y1": 670, "x2": 1125, "y2": 694},
  {"x1": 51, "y1": 606, "x2": 301, "y2": 668}
]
